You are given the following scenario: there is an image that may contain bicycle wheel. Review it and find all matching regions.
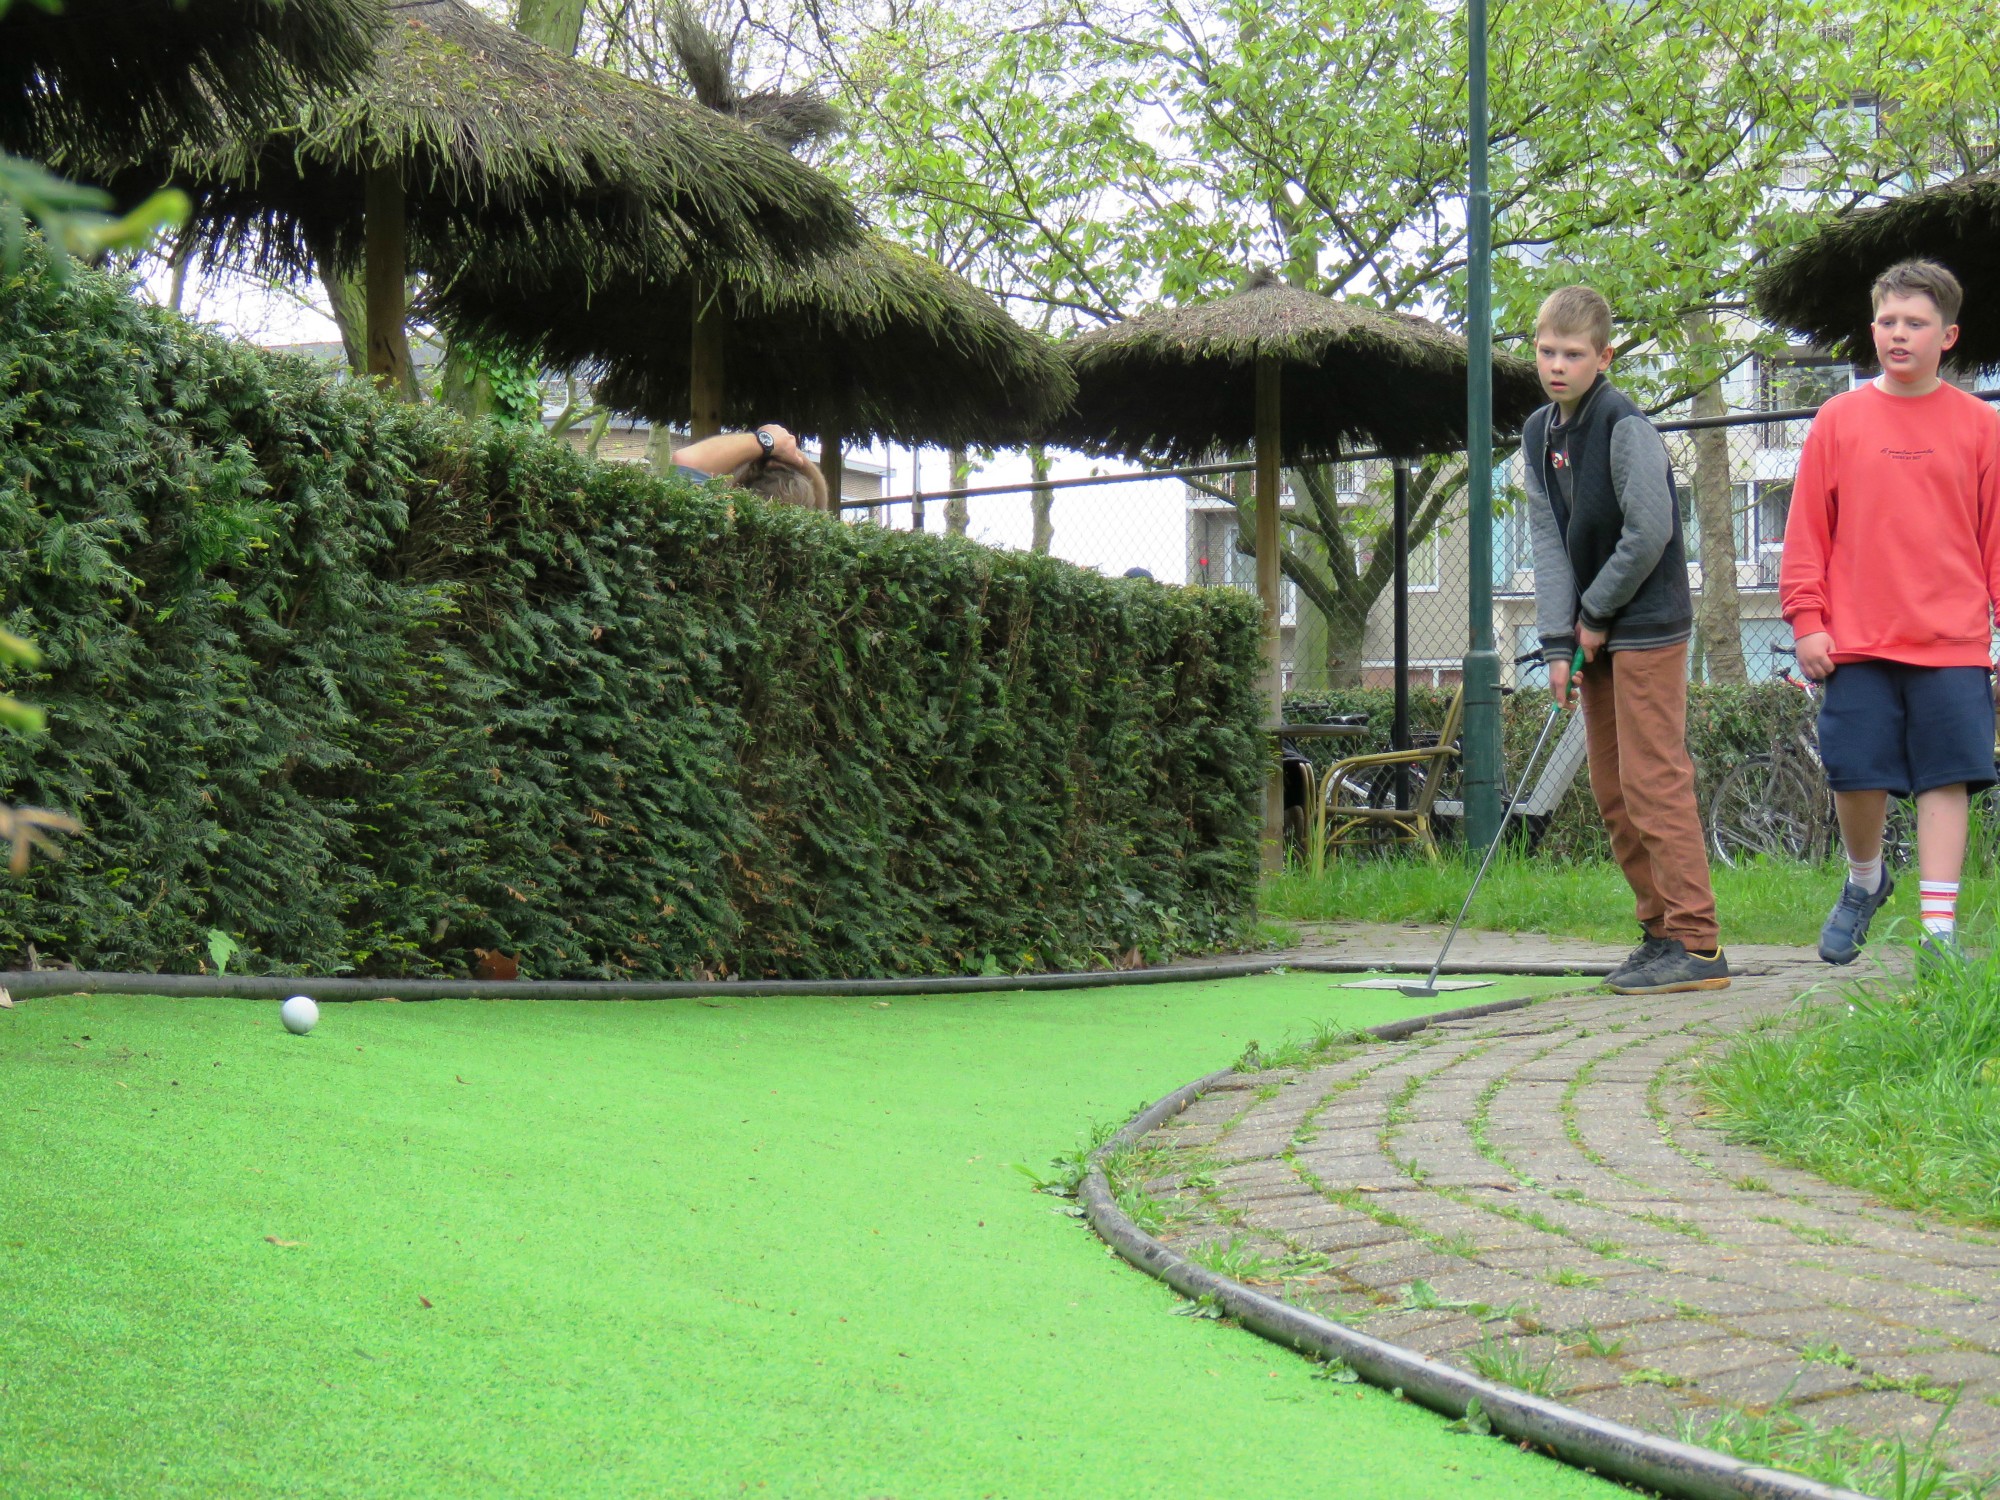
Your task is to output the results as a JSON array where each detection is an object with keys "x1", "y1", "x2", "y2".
[
  {"x1": 1883, "y1": 796, "x2": 1917, "y2": 868},
  {"x1": 1710, "y1": 756, "x2": 1827, "y2": 866}
]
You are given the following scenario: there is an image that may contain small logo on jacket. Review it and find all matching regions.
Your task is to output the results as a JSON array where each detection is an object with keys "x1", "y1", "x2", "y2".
[{"x1": 1880, "y1": 446, "x2": 1935, "y2": 461}]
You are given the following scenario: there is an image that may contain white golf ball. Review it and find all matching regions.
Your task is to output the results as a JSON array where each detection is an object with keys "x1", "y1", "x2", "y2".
[{"x1": 280, "y1": 995, "x2": 319, "y2": 1036}]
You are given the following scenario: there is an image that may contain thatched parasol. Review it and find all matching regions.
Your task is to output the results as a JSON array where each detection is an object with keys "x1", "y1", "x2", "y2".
[
  {"x1": 90, "y1": 0, "x2": 858, "y2": 395},
  {"x1": 1051, "y1": 268, "x2": 1542, "y2": 868},
  {"x1": 1, "y1": 0, "x2": 380, "y2": 160},
  {"x1": 431, "y1": 231, "x2": 1071, "y2": 455},
  {"x1": 1755, "y1": 175, "x2": 2000, "y2": 370}
]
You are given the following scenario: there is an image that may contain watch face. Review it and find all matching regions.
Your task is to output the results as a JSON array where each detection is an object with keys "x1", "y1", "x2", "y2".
[{"x1": 757, "y1": 430, "x2": 775, "y2": 455}]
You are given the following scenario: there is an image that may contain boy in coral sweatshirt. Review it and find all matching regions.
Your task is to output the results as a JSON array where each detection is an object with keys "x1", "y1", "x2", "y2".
[{"x1": 1780, "y1": 259, "x2": 2000, "y2": 967}]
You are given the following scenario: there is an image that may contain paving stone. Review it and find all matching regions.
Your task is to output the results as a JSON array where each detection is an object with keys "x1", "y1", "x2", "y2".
[{"x1": 1138, "y1": 928, "x2": 2000, "y2": 1464}]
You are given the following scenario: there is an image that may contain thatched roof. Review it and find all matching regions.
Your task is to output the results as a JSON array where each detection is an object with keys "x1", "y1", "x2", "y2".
[
  {"x1": 1049, "y1": 269, "x2": 1544, "y2": 463},
  {"x1": 430, "y1": 232, "x2": 1073, "y2": 447},
  {"x1": 1, "y1": 0, "x2": 380, "y2": 159},
  {"x1": 1755, "y1": 175, "x2": 2000, "y2": 371},
  {"x1": 87, "y1": 0, "x2": 856, "y2": 278}
]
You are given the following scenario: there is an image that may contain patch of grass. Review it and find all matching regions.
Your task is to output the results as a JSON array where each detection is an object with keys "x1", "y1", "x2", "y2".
[
  {"x1": 1542, "y1": 1266, "x2": 1603, "y2": 1289},
  {"x1": 1800, "y1": 1339, "x2": 1858, "y2": 1369},
  {"x1": 1466, "y1": 1336, "x2": 1564, "y2": 1396},
  {"x1": 1263, "y1": 854, "x2": 1871, "y2": 946},
  {"x1": 1701, "y1": 941, "x2": 2000, "y2": 1228},
  {"x1": 1586, "y1": 1237, "x2": 1625, "y2": 1258},
  {"x1": 1678, "y1": 1398, "x2": 1989, "y2": 1498},
  {"x1": 1732, "y1": 1175, "x2": 1771, "y2": 1192},
  {"x1": 1437, "y1": 1231, "x2": 1480, "y2": 1260}
]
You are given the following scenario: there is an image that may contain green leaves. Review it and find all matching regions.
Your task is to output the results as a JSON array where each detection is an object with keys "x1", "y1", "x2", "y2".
[{"x1": 0, "y1": 243, "x2": 1264, "y2": 978}]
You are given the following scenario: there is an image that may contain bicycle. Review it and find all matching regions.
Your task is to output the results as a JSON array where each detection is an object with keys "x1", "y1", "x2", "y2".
[{"x1": 1707, "y1": 645, "x2": 1915, "y2": 868}]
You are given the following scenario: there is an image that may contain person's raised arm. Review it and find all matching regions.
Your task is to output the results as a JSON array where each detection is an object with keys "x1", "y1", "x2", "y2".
[{"x1": 672, "y1": 424, "x2": 803, "y2": 475}]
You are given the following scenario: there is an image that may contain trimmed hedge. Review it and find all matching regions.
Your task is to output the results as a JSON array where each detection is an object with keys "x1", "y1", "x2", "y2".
[
  {"x1": 0, "y1": 250, "x2": 1264, "y2": 978},
  {"x1": 1282, "y1": 680, "x2": 1815, "y2": 860}
]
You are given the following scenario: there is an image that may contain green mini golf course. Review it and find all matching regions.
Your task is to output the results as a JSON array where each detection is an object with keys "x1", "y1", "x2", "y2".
[{"x1": 0, "y1": 971, "x2": 1612, "y2": 1499}]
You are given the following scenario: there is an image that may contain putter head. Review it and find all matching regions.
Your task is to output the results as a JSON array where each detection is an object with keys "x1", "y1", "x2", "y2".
[{"x1": 1398, "y1": 984, "x2": 1440, "y2": 998}]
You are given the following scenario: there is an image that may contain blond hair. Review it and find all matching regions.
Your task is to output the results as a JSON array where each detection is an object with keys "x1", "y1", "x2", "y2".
[
  {"x1": 1872, "y1": 259, "x2": 1963, "y2": 325},
  {"x1": 733, "y1": 455, "x2": 831, "y2": 513},
  {"x1": 1536, "y1": 285, "x2": 1613, "y2": 352}
]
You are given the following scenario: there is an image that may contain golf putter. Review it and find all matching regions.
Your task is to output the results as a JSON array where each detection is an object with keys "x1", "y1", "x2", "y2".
[{"x1": 1399, "y1": 646, "x2": 1585, "y2": 999}]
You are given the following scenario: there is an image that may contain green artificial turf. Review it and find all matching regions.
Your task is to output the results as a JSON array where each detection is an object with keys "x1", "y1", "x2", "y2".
[{"x1": 0, "y1": 972, "x2": 1611, "y2": 1499}]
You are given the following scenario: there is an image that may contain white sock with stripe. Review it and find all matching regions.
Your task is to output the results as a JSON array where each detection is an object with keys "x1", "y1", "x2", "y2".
[
  {"x1": 1920, "y1": 880, "x2": 1959, "y2": 937},
  {"x1": 1845, "y1": 853, "x2": 1884, "y2": 894}
]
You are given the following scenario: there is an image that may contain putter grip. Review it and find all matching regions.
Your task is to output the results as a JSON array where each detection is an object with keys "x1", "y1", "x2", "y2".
[{"x1": 1568, "y1": 645, "x2": 1585, "y2": 702}]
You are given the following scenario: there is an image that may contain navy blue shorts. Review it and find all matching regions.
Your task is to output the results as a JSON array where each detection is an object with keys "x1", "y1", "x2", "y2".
[{"x1": 1817, "y1": 661, "x2": 1997, "y2": 797}]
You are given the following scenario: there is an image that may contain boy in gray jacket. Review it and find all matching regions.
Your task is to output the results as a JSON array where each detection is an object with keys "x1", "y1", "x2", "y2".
[{"x1": 1524, "y1": 286, "x2": 1728, "y2": 993}]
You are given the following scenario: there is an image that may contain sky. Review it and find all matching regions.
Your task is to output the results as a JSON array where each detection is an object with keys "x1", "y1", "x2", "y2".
[{"x1": 140, "y1": 259, "x2": 1202, "y2": 584}]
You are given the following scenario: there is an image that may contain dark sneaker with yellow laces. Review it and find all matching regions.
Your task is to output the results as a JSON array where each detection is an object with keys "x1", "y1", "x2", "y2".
[
  {"x1": 1604, "y1": 940, "x2": 1731, "y2": 995},
  {"x1": 1818, "y1": 875, "x2": 1895, "y2": 965},
  {"x1": 1606, "y1": 931, "x2": 1675, "y2": 989}
]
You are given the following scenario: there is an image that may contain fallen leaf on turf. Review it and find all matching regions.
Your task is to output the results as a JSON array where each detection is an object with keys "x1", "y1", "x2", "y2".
[
  {"x1": 455, "y1": 1075, "x2": 467, "y2": 1084},
  {"x1": 419, "y1": 1296, "x2": 433, "y2": 1308},
  {"x1": 696, "y1": 1000, "x2": 726, "y2": 1008},
  {"x1": 0, "y1": 987, "x2": 13, "y2": 1008},
  {"x1": 265, "y1": 1237, "x2": 301, "y2": 1248}
]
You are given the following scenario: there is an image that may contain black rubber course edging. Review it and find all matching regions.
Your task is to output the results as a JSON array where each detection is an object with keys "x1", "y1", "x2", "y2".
[
  {"x1": 1080, "y1": 1002, "x2": 1874, "y2": 1500},
  {"x1": 0, "y1": 957, "x2": 1289, "y2": 1002}
]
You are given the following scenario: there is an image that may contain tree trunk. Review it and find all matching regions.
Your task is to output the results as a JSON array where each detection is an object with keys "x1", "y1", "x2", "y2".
[
  {"x1": 513, "y1": 0, "x2": 585, "y2": 54},
  {"x1": 945, "y1": 445, "x2": 969, "y2": 535},
  {"x1": 1029, "y1": 444, "x2": 1053, "y2": 553},
  {"x1": 1687, "y1": 310, "x2": 1747, "y2": 683},
  {"x1": 438, "y1": 347, "x2": 496, "y2": 418},
  {"x1": 321, "y1": 263, "x2": 368, "y2": 376},
  {"x1": 363, "y1": 163, "x2": 417, "y2": 401},
  {"x1": 645, "y1": 422, "x2": 676, "y2": 474},
  {"x1": 689, "y1": 281, "x2": 726, "y2": 440},
  {"x1": 1322, "y1": 599, "x2": 1367, "y2": 690}
]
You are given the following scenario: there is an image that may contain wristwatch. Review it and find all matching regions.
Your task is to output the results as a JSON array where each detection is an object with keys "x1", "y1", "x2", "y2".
[{"x1": 753, "y1": 427, "x2": 776, "y2": 457}]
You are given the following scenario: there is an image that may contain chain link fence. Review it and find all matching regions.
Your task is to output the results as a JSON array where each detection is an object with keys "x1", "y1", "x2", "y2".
[{"x1": 833, "y1": 389, "x2": 2000, "y2": 698}]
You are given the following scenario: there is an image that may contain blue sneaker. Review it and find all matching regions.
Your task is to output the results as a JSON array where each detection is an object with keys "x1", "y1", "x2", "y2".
[
  {"x1": 1917, "y1": 928, "x2": 1964, "y2": 980},
  {"x1": 1819, "y1": 875, "x2": 1895, "y2": 965}
]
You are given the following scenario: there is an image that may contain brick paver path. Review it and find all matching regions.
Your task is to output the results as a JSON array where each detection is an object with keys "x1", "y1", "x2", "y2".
[{"x1": 1141, "y1": 925, "x2": 2000, "y2": 1474}]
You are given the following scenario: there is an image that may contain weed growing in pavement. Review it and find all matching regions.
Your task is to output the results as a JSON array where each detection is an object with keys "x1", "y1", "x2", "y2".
[
  {"x1": 1622, "y1": 1368, "x2": 1693, "y2": 1389},
  {"x1": 1542, "y1": 1266, "x2": 1603, "y2": 1289},
  {"x1": 1701, "y1": 943, "x2": 2000, "y2": 1228},
  {"x1": 1864, "y1": 1371, "x2": 1960, "y2": 1404},
  {"x1": 1678, "y1": 1395, "x2": 1992, "y2": 1499},
  {"x1": 1254, "y1": 1082, "x2": 1282, "y2": 1102},
  {"x1": 1800, "y1": 1339, "x2": 1858, "y2": 1369},
  {"x1": 1633, "y1": 1211, "x2": 1709, "y2": 1241},
  {"x1": 1186, "y1": 1236, "x2": 1285, "y2": 1283},
  {"x1": 1564, "y1": 1324, "x2": 1627, "y2": 1358},
  {"x1": 1587, "y1": 1237, "x2": 1626, "y2": 1258},
  {"x1": 1437, "y1": 1231, "x2": 1480, "y2": 1260},
  {"x1": 1465, "y1": 1336, "x2": 1563, "y2": 1396},
  {"x1": 1733, "y1": 1175, "x2": 1771, "y2": 1192}
]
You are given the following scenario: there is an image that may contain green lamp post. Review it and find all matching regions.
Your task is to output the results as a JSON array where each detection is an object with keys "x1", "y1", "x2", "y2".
[{"x1": 1460, "y1": 0, "x2": 1503, "y2": 853}]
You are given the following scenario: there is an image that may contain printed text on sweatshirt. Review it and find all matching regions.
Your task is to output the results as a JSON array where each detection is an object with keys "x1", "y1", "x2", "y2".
[{"x1": 1779, "y1": 383, "x2": 2000, "y2": 667}]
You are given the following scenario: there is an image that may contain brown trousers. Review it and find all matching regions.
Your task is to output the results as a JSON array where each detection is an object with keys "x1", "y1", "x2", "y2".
[{"x1": 1579, "y1": 642, "x2": 1719, "y2": 950}]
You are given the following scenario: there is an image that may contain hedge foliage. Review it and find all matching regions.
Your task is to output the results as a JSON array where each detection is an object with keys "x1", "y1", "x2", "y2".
[
  {"x1": 0, "y1": 248, "x2": 1264, "y2": 978},
  {"x1": 1283, "y1": 679, "x2": 1815, "y2": 861}
]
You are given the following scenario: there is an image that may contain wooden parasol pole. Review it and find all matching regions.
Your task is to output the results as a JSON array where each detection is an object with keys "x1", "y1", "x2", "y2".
[
  {"x1": 1255, "y1": 354, "x2": 1284, "y2": 873},
  {"x1": 363, "y1": 162, "x2": 416, "y2": 401},
  {"x1": 690, "y1": 280, "x2": 727, "y2": 440}
]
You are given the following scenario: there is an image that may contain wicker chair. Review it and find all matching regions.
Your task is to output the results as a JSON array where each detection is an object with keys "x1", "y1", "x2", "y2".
[{"x1": 1313, "y1": 687, "x2": 1465, "y2": 859}]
